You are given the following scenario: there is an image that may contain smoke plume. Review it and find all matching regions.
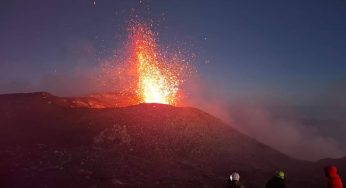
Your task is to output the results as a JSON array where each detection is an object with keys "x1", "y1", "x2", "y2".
[{"x1": 185, "y1": 78, "x2": 346, "y2": 161}]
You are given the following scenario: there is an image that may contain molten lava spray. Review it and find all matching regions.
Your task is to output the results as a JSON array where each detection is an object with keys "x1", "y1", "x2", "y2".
[{"x1": 127, "y1": 22, "x2": 188, "y2": 105}]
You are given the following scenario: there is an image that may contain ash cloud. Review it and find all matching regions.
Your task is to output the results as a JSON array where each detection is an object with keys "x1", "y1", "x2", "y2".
[
  {"x1": 184, "y1": 78, "x2": 346, "y2": 161},
  {"x1": 229, "y1": 100, "x2": 345, "y2": 161}
]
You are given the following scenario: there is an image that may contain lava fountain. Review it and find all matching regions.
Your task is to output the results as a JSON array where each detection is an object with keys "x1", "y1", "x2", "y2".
[{"x1": 127, "y1": 22, "x2": 189, "y2": 105}]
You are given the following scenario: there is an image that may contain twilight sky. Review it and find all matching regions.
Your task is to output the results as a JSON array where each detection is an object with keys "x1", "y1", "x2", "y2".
[
  {"x1": 1, "y1": 0, "x2": 346, "y2": 160},
  {"x1": 1, "y1": 0, "x2": 345, "y2": 100}
]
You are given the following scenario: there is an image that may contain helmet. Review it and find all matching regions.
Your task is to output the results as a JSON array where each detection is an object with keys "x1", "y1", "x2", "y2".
[
  {"x1": 230, "y1": 172, "x2": 240, "y2": 181},
  {"x1": 276, "y1": 170, "x2": 285, "y2": 179}
]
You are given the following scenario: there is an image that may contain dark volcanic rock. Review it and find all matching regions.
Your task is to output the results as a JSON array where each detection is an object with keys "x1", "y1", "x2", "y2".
[{"x1": 0, "y1": 92, "x2": 343, "y2": 187}]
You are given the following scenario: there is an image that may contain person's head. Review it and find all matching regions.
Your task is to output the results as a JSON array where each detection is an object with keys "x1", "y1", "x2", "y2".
[
  {"x1": 275, "y1": 170, "x2": 285, "y2": 180},
  {"x1": 324, "y1": 165, "x2": 339, "y2": 178},
  {"x1": 230, "y1": 172, "x2": 240, "y2": 181}
]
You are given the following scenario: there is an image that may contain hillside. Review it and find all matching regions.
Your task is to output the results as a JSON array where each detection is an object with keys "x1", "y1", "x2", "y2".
[{"x1": 0, "y1": 92, "x2": 341, "y2": 187}]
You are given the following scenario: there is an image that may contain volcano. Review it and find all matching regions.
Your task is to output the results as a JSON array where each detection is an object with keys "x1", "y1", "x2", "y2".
[{"x1": 0, "y1": 92, "x2": 344, "y2": 188}]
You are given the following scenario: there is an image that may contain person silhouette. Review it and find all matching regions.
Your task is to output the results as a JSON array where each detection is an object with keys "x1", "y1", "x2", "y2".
[
  {"x1": 227, "y1": 172, "x2": 245, "y2": 188},
  {"x1": 265, "y1": 170, "x2": 286, "y2": 188},
  {"x1": 324, "y1": 166, "x2": 343, "y2": 188}
]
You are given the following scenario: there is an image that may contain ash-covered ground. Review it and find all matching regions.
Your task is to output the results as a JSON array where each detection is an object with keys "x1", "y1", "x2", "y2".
[{"x1": 0, "y1": 92, "x2": 344, "y2": 188}]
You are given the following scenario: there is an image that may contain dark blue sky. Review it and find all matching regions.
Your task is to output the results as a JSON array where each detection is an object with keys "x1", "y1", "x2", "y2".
[{"x1": 1, "y1": 0, "x2": 346, "y2": 104}]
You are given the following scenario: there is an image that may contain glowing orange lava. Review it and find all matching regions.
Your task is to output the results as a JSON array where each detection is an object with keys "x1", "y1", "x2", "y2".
[{"x1": 128, "y1": 23, "x2": 184, "y2": 105}]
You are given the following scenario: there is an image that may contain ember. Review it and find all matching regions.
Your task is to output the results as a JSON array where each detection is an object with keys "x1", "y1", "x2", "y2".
[{"x1": 127, "y1": 22, "x2": 189, "y2": 105}]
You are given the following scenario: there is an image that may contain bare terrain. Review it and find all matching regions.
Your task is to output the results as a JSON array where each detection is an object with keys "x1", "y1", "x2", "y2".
[{"x1": 0, "y1": 92, "x2": 344, "y2": 187}]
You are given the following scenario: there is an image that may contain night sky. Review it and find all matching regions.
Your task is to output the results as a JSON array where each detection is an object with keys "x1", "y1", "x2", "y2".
[{"x1": 1, "y1": 0, "x2": 346, "y2": 159}]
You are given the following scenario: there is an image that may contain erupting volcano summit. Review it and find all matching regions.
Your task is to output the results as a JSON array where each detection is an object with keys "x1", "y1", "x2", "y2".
[{"x1": 125, "y1": 22, "x2": 189, "y2": 106}]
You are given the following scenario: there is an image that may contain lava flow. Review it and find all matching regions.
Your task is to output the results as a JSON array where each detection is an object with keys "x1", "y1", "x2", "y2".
[{"x1": 128, "y1": 23, "x2": 187, "y2": 105}]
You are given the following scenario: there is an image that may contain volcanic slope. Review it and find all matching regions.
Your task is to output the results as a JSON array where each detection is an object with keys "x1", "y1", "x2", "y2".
[{"x1": 0, "y1": 92, "x2": 339, "y2": 187}]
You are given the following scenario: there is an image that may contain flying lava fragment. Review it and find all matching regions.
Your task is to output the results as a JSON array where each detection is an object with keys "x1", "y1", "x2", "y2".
[{"x1": 126, "y1": 22, "x2": 189, "y2": 105}]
